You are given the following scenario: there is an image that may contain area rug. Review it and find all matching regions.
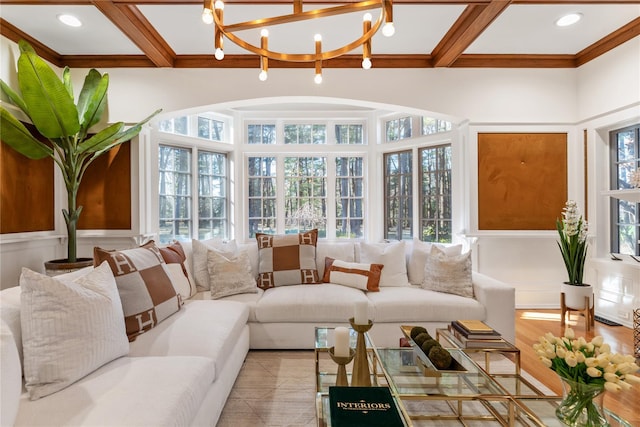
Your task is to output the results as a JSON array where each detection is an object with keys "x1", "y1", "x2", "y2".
[{"x1": 217, "y1": 350, "x2": 552, "y2": 427}]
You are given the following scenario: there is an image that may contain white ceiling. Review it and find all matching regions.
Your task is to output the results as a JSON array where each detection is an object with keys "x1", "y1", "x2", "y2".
[{"x1": 1, "y1": 1, "x2": 639, "y2": 66}]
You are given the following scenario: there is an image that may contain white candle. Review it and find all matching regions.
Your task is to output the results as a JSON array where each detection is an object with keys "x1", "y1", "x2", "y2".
[
  {"x1": 354, "y1": 301, "x2": 368, "y2": 325},
  {"x1": 334, "y1": 327, "x2": 350, "y2": 358}
]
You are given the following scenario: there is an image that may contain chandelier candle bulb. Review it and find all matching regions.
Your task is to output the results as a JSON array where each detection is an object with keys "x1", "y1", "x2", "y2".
[
  {"x1": 334, "y1": 327, "x2": 350, "y2": 358},
  {"x1": 354, "y1": 301, "x2": 368, "y2": 325}
]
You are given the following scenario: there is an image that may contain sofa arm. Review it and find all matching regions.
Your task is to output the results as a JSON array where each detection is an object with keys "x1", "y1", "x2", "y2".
[{"x1": 472, "y1": 272, "x2": 516, "y2": 343}]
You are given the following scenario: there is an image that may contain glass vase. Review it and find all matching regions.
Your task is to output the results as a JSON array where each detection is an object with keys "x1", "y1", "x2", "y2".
[{"x1": 556, "y1": 376, "x2": 610, "y2": 427}]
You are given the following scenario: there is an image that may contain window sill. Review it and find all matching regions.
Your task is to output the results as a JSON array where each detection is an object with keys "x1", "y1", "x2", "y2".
[{"x1": 602, "y1": 189, "x2": 640, "y2": 203}]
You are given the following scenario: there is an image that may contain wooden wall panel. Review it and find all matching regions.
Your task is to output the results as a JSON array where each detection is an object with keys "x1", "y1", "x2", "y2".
[
  {"x1": 0, "y1": 140, "x2": 55, "y2": 234},
  {"x1": 77, "y1": 142, "x2": 131, "y2": 230},
  {"x1": 478, "y1": 133, "x2": 568, "y2": 230}
]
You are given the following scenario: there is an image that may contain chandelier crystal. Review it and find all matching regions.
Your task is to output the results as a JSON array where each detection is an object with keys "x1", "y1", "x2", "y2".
[{"x1": 201, "y1": 0, "x2": 394, "y2": 83}]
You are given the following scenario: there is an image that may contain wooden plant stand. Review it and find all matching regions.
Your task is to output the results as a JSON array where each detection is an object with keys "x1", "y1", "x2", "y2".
[{"x1": 560, "y1": 293, "x2": 594, "y2": 332}]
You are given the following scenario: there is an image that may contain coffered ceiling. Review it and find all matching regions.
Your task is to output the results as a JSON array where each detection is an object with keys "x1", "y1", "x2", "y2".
[{"x1": 1, "y1": 0, "x2": 639, "y2": 69}]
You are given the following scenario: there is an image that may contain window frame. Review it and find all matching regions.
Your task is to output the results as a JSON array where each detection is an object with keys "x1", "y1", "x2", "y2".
[{"x1": 609, "y1": 124, "x2": 640, "y2": 255}]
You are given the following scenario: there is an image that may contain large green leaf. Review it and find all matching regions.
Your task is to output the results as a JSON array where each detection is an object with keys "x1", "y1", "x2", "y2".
[
  {"x1": 62, "y1": 67, "x2": 73, "y2": 99},
  {"x1": 0, "y1": 107, "x2": 52, "y2": 159},
  {"x1": 77, "y1": 69, "x2": 108, "y2": 133},
  {"x1": 79, "y1": 122, "x2": 124, "y2": 154},
  {"x1": 0, "y1": 80, "x2": 29, "y2": 117},
  {"x1": 17, "y1": 40, "x2": 79, "y2": 139}
]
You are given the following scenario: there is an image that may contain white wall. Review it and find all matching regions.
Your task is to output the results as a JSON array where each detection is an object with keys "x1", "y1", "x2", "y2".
[{"x1": 2, "y1": 34, "x2": 640, "y2": 316}]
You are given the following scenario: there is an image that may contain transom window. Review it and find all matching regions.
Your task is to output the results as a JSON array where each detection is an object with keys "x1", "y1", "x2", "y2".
[
  {"x1": 284, "y1": 124, "x2": 327, "y2": 144},
  {"x1": 610, "y1": 124, "x2": 640, "y2": 255},
  {"x1": 386, "y1": 117, "x2": 412, "y2": 142}
]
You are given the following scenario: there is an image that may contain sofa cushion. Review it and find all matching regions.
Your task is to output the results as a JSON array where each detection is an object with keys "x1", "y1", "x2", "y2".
[
  {"x1": 207, "y1": 249, "x2": 257, "y2": 299},
  {"x1": 217, "y1": 290, "x2": 263, "y2": 322},
  {"x1": 0, "y1": 286, "x2": 22, "y2": 364},
  {"x1": 366, "y1": 286, "x2": 485, "y2": 322},
  {"x1": 408, "y1": 239, "x2": 463, "y2": 285},
  {"x1": 1, "y1": 320, "x2": 21, "y2": 427},
  {"x1": 422, "y1": 246, "x2": 473, "y2": 298},
  {"x1": 357, "y1": 241, "x2": 410, "y2": 287},
  {"x1": 128, "y1": 300, "x2": 249, "y2": 382},
  {"x1": 14, "y1": 356, "x2": 215, "y2": 427},
  {"x1": 94, "y1": 241, "x2": 181, "y2": 341},
  {"x1": 256, "y1": 229, "x2": 320, "y2": 290},
  {"x1": 255, "y1": 283, "x2": 371, "y2": 323},
  {"x1": 316, "y1": 241, "x2": 355, "y2": 278},
  {"x1": 323, "y1": 257, "x2": 383, "y2": 292},
  {"x1": 192, "y1": 239, "x2": 238, "y2": 291},
  {"x1": 19, "y1": 263, "x2": 129, "y2": 399},
  {"x1": 160, "y1": 241, "x2": 197, "y2": 299}
]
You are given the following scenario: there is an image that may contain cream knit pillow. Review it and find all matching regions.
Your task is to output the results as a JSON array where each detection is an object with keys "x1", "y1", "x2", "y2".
[
  {"x1": 20, "y1": 262, "x2": 129, "y2": 400},
  {"x1": 422, "y1": 245, "x2": 473, "y2": 298}
]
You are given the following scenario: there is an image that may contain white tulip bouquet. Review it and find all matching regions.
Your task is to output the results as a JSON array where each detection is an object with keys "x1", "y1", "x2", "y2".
[{"x1": 534, "y1": 328, "x2": 640, "y2": 426}]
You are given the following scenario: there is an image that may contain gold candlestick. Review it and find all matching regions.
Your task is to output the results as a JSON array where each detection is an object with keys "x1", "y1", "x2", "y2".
[
  {"x1": 328, "y1": 347, "x2": 355, "y2": 387},
  {"x1": 349, "y1": 317, "x2": 373, "y2": 387}
]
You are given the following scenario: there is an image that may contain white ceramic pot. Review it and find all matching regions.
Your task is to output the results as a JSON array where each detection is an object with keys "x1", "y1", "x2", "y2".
[{"x1": 561, "y1": 283, "x2": 593, "y2": 310}]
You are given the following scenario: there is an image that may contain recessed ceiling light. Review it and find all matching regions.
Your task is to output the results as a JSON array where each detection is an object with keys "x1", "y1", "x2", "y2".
[
  {"x1": 556, "y1": 13, "x2": 582, "y2": 27},
  {"x1": 57, "y1": 14, "x2": 82, "y2": 28}
]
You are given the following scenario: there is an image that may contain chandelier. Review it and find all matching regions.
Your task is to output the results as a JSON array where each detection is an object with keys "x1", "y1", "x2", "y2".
[{"x1": 201, "y1": 0, "x2": 395, "y2": 83}]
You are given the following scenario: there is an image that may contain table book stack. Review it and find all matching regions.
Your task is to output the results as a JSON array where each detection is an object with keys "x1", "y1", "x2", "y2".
[{"x1": 448, "y1": 320, "x2": 510, "y2": 349}]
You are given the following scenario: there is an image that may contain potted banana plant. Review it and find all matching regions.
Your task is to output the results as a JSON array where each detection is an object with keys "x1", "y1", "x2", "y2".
[{"x1": 0, "y1": 40, "x2": 161, "y2": 272}]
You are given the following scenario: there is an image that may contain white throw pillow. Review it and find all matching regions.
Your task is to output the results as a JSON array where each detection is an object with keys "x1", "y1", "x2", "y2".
[
  {"x1": 422, "y1": 245, "x2": 473, "y2": 298},
  {"x1": 408, "y1": 239, "x2": 463, "y2": 285},
  {"x1": 192, "y1": 239, "x2": 237, "y2": 291},
  {"x1": 357, "y1": 241, "x2": 410, "y2": 287},
  {"x1": 207, "y1": 249, "x2": 258, "y2": 299},
  {"x1": 20, "y1": 262, "x2": 129, "y2": 399}
]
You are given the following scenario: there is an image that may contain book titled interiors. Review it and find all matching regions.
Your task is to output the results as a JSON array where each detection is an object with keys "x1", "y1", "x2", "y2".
[{"x1": 329, "y1": 386, "x2": 404, "y2": 427}]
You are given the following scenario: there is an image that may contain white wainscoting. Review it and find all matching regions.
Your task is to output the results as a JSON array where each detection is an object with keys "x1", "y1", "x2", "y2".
[{"x1": 591, "y1": 258, "x2": 640, "y2": 328}]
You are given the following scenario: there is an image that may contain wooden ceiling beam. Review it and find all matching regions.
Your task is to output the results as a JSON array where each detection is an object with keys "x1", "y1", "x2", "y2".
[
  {"x1": 575, "y1": 17, "x2": 640, "y2": 66},
  {"x1": 0, "y1": 18, "x2": 63, "y2": 66},
  {"x1": 432, "y1": 0, "x2": 512, "y2": 67},
  {"x1": 451, "y1": 53, "x2": 576, "y2": 67},
  {"x1": 92, "y1": 0, "x2": 175, "y2": 67}
]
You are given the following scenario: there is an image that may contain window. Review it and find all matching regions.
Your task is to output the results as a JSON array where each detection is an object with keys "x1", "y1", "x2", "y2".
[
  {"x1": 198, "y1": 152, "x2": 227, "y2": 240},
  {"x1": 159, "y1": 116, "x2": 188, "y2": 135},
  {"x1": 610, "y1": 124, "x2": 640, "y2": 255},
  {"x1": 159, "y1": 146, "x2": 191, "y2": 242},
  {"x1": 248, "y1": 156, "x2": 277, "y2": 236},
  {"x1": 386, "y1": 117, "x2": 412, "y2": 142},
  {"x1": 284, "y1": 124, "x2": 327, "y2": 144},
  {"x1": 197, "y1": 116, "x2": 224, "y2": 141},
  {"x1": 420, "y1": 145, "x2": 452, "y2": 242},
  {"x1": 422, "y1": 117, "x2": 452, "y2": 135},
  {"x1": 158, "y1": 145, "x2": 228, "y2": 243},
  {"x1": 336, "y1": 157, "x2": 364, "y2": 238},
  {"x1": 384, "y1": 151, "x2": 413, "y2": 240},
  {"x1": 284, "y1": 157, "x2": 327, "y2": 235},
  {"x1": 247, "y1": 124, "x2": 276, "y2": 144},
  {"x1": 335, "y1": 124, "x2": 364, "y2": 144}
]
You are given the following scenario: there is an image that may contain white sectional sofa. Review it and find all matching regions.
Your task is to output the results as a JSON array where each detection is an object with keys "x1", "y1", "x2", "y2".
[{"x1": 0, "y1": 237, "x2": 514, "y2": 427}]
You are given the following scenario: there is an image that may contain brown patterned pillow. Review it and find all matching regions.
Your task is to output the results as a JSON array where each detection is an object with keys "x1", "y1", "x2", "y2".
[
  {"x1": 322, "y1": 257, "x2": 383, "y2": 292},
  {"x1": 256, "y1": 229, "x2": 320, "y2": 290},
  {"x1": 159, "y1": 241, "x2": 196, "y2": 299},
  {"x1": 94, "y1": 241, "x2": 181, "y2": 341}
]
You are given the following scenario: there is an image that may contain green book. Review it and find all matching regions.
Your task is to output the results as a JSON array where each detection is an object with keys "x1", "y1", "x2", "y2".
[{"x1": 329, "y1": 386, "x2": 404, "y2": 427}]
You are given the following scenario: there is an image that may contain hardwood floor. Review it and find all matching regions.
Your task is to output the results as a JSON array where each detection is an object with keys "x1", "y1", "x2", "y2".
[{"x1": 515, "y1": 309, "x2": 640, "y2": 424}]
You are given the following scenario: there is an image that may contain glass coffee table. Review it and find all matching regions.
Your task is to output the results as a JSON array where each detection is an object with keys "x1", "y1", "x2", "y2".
[{"x1": 315, "y1": 327, "x2": 633, "y2": 426}]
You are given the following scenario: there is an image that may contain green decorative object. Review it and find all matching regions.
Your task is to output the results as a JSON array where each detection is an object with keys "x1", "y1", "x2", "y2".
[
  {"x1": 409, "y1": 326, "x2": 428, "y2": 340},
  {"x1": 556, "y1": 200, "x2": 589, "y2": 286},
  {"x1": 0, "y1": 40, "x2": 161, "y2": 263},
  {"x1": 556, "y1": 376, "x2": 609, "y2": 427}
]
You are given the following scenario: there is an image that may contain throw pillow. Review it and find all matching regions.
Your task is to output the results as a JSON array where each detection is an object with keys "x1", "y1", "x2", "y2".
[
  {"x1": 192, "y1": 239, "x2": 238, "y2": 291},
  {"x1": 93, "y1": 241, "x2": 181, "y2": 341},
  {"x1": 422, "y1": 245, "x2": 473, "y2": 298},
  {"x1": 323, "y1": 257, "x2": 383, "y2": 292},
  {"x1": 19, "y1": 262, "x2": 129, "y2": 400},
  {"x1": 256, "y1": 229, "x2": 320, "y2": 290},
  {"x1": 357, "y1": 240, "x2": 410, "y2": 287},
  {"x1": 207, "y1": 249, "x2": 257, "y2": 299},
  {"x1": 160, "y1": 241, "x2": 197, "y2": 299},
  {"x1": 408, "y1": 239, "x2": 463, "y2": 285}
]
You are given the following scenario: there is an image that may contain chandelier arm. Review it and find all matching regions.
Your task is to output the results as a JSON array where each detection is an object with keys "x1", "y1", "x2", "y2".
[
  {"x1": 214, "y1": 6, "x2": 385, "y2": 62},
  {"x1": 221, "y1": 0, "x2": 384, "y2": 33}
]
